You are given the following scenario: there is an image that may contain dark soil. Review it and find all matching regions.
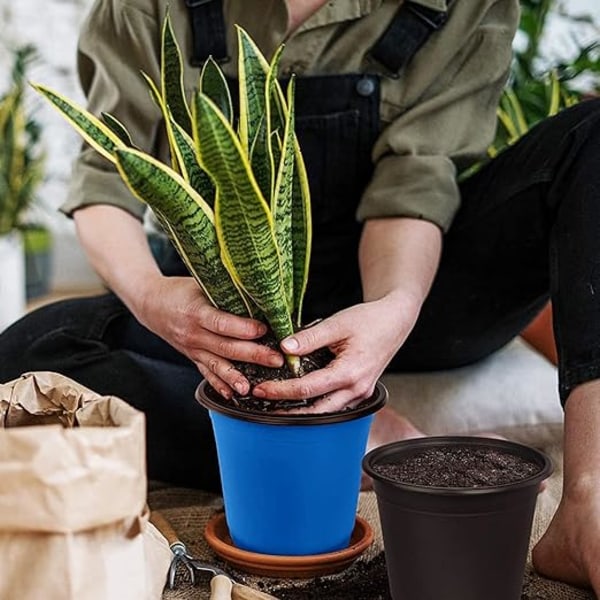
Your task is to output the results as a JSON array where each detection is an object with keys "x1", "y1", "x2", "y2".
[
  {"x1": 225, "y1": 331, "x2": 334, "y2": 412},
  {"x1": 373, "y1": 445, "x2": 541, "y2": 487},
  {"x1": 264, "y1": 553, "x2": 392, "y2": 600}
]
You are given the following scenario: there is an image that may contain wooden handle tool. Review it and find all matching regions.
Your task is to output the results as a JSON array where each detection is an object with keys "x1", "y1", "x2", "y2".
[
  {"x1": 232, "y1": 583, "x2": 281, "y2": 599},
  {"x1": 210, "y1": 574, "x2": 233, "y2": 600}
]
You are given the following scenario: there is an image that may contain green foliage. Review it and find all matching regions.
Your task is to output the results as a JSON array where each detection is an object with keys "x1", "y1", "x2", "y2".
[
  {"x1": 493, "y1": 0, "x2": 599, "y2": 154},
  {"x1": 0, "y1": 45, "x2": 45, "y2": 235},
  {"x1": 34, "y1": 19, "x2": 312, "y2": 375}
]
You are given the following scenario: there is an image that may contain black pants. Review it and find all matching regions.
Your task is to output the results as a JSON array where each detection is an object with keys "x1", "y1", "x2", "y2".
[{"x1": 2, "y1": 99, "x2": 600, "y2": 489}]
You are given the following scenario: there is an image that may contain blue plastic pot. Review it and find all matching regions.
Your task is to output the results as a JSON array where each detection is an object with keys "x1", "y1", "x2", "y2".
[{"x1": 197, "y1": 381, "x2": 387, "y2": 556}]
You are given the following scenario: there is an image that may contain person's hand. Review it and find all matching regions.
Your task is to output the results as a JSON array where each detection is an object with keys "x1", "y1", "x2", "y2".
[
  {"x1": 252, "y1": 291, "x2": 420, "y2": 412},
  {"x1": 135, "y1": 276, "x2": 284, "y2": 399}
]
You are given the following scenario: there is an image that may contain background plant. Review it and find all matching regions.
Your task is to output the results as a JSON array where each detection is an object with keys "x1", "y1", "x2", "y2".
[
  {"x1": 0, "y1": 44, "x2": 45, "y2": 235},
  {"x1": 34, "y1": 18, "x2": 312, "y2": 375},
  {"x1": 493, "y1": 0, "x2": 599, "y2": 153}
]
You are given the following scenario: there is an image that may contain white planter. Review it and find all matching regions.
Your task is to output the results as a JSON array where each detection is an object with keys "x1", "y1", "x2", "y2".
[{"x1": 0, "y1": 232, "x2": 26, "y2": 333}]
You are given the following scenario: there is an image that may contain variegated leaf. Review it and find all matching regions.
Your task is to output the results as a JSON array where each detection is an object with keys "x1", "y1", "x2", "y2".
[
  {"x1": 291, "y1": 136, "x2": 312, "y2": 326},
  {"x1": 169, "y1": 116, "x2": 216, "y2": 207},
  {"x1": 237, "y1": 26, "x2": 269, "y2": 154},
  {"x1": 101, "y1": 112, "x2": 134, "y2": 147},
  {"x1": 265, "y1": 45, "x2": 286, "y2": 202},
  {"x1": 193, "y1": 92, "x2": 294, "y2": 342},
  {"x1": 114, "y1": 147, "x2": 251, "y2": 317},
  {"x1": 199, "y1": 57, "x2": 233, "y2": 124},
  {"x1": 272, "y1": 76, "x2": 296, "y2": 313},
  {"x1": 142, "y1": 70, "x2": 216, "y2": 206},
  {"x1": 161, "y1": 13, "x2": 192, "y2": 134},
  {"x1": 32, "y1": 83, "x2": 125, "y2": 163},
  {"x1": 142, "y1": 71, "x2": 181, "y2": 172}
]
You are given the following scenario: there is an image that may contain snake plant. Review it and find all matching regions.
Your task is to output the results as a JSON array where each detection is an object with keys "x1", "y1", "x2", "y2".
[
  {"x1": 0, "y1": 45, "x2": 45, "y2": 236},
  {"x1": 33, "y1": 18, "x2": 312, "y2": 376}
]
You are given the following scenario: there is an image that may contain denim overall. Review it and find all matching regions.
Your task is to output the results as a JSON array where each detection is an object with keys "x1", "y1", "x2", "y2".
[{"x1": 2, "y1": 1, "x2": 600, "y2": 490}]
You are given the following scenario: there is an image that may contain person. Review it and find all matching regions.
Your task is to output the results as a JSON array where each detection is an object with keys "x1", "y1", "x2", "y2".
[{"x1": 1, "y1": 0, "x2": 599, "y2": 591}]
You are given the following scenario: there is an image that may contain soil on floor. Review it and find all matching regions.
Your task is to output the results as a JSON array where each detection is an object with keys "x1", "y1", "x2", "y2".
[{"x1": 266, "y1": 553, "x2": 392, "y2": 600}]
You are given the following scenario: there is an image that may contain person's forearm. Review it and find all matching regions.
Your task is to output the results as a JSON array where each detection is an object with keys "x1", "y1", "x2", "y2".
[
  {"x1": 359, "y1": 217, "x2": 443, "y2": 314},
  {"x1": 74, "y1": 205, "x2": 163, "y2": 315}
]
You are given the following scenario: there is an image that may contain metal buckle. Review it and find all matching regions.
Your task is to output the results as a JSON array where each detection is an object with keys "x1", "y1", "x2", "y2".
[{"x1": 407, "y1": 2, "x2": 448, "y2": 30}]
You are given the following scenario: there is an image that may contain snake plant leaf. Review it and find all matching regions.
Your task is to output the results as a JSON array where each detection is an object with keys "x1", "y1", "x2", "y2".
[
  {"x1": 114, "y1": 147, "x2": 251, "y2": 317},
  {"x1": 161, "y1": 13, "x2": 192, "y2": 134},
  {"x1": 271, "y1": 76, "x2": 296, "y2": 313},
  {"x1": 199, "y1": 57, "x2": 233, "y2": 124},
  {"x1": 263, "y1": 59, "x2": 313, "y2": 325},
  {"x1": 142, "y1": 70, "x2": 215, "y2": 205},
  {"x1": 32, "y1": 83, "x2": 126, "y2": 163},
  {"x1": 101, "y1": 112, "x2": 134, "y2": 147},
  {"x1": 237, "y1": 26, "x2": 270, "y2": 155},
  {"x1": 142, "y1": 71, "x2": 184, "y2": 174},
  {"x1": 169, "y1": 117, "x2": 216, "y2": 207},
  {"x1": 151, "y1": 207, "x2": 218, "y2": 304},
  {"x1": 291, "y1": 136, "x2": 312, "y2": 326},
  {"x1": 193, "y1": 92, "x2": 294, "y2": 342},
  {"x1": 264, "y1": 45, "x2": 286, "y2": 201},
  {"x1": 238, "y1": 28, "x2": 284, "y2": 206}
]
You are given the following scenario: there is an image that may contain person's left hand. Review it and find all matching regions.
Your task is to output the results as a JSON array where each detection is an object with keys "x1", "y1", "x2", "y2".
[{"x1": 251, "y1": 292, "x2": 420, "y2": 412}]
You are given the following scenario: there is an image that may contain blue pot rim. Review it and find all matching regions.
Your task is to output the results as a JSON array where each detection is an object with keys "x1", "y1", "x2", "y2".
[{"x1": 196, "y1": 380, "x2": 387, "y2": 425}]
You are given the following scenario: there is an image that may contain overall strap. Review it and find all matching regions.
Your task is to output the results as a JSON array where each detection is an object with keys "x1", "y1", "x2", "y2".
[
  {"x1": 369, "y1": 1, "x2": 449, "y2": 77},
  {"x1": 184, "y1": 0, "x2": 229, "y2": 66}
]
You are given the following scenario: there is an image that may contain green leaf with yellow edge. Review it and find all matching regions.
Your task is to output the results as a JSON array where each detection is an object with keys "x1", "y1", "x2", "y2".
[
  {"x1": 271, "y1": 76, "x2": 296, "y2": 313},
  {"x1": 290, "y1": 136, "x2": 312, "y2": 327},
  {"x1": 161, "y1": 13, "x2": 192, "y2": 134},
  {"x1": 264, "y1": 45, "x2": 285, "y2": 204},
  {"x1": 237, "y1": 26, "x2": 270, "y2": 154},
  {"x1": 101, "y1": 112, "x2": 134, "y2": 147},
  {"x1": 114, "y1": 147, "x2": 251, "y2": 317},
  {"x1": 142, "y1": 70, "x2": 216, "y2": 205},
  {"x1": 199, "y1": 57, "x2": 233, "y2": 124},
  {"x1": 31, "y1": 83, "x2": 125, "y2": 163},
  {"x1": 192, "y1": 92, "x2": 294, "y2": 343},
  {"x1": 169, "y1": 117, "x2": 216, "y2": 207}
]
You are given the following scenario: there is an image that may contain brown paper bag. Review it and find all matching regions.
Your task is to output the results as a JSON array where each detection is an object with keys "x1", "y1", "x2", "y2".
[{"x1": 0, "y1": 371, "x2": 172, "y2": 600}]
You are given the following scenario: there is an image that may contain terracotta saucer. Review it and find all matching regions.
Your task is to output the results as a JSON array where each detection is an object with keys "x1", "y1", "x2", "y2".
[{"x1": 204, "y1": 513, "x2": 374, "y2": 578}]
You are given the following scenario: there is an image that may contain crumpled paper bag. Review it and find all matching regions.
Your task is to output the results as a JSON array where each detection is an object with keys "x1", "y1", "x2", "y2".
[{"x1": 0, "y1": 371, "x2": 172, "y2": 600}]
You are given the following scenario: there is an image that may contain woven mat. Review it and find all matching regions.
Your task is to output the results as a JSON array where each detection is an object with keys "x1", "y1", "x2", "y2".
[{"x1": 149, "y1": 443, "x2": 595, "y2": 600}]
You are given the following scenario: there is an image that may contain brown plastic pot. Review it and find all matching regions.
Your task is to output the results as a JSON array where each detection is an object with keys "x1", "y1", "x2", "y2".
[{"x1": 362, "y1": 436, "x2": 553, "y2": 600}]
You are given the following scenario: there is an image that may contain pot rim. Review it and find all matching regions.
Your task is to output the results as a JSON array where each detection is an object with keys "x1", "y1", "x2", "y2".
[
  {"x1": 362, "y1": 435, "x2": 554, "y2": 496},
  {"x1": 196, "y1": 380, "x2": 387, "y2": 425}
]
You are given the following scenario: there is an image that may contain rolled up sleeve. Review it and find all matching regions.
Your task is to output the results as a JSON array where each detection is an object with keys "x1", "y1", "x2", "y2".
[{"x1": 357, "y1": 0, "x2": 519, "y2": 232}]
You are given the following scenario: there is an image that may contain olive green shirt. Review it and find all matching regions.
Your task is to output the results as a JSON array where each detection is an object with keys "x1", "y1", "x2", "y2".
[{"x1": 61, "y1": 0, "x2": 519, "y2": 232}]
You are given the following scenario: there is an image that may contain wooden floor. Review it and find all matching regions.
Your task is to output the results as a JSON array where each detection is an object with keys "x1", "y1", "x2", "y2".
[{"x1": 26, "y1": 287, "x2": 105, "y2": 312}]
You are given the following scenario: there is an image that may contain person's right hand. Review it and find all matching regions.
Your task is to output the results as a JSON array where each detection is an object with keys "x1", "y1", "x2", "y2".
[{"x1": 134, "y1": 275, "x2": 284, "y2": 399}]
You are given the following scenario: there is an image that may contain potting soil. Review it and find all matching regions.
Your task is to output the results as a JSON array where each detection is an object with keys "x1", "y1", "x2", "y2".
[{"x1": 373, "y1": 445, "x2": 541, "y2": 487}]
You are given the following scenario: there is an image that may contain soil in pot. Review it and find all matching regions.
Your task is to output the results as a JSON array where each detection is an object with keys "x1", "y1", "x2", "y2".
[
  {"x1": 372, "y1": 443, "x2": 542, "y2": 487},
  {"x1": 209, "y1": 330, "x2": 335, "y2": 411}
]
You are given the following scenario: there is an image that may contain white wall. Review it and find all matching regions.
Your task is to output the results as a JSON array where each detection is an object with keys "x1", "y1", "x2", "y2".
[
  {"x1": 0, "y1": 0, "x2": 99, "y2": 289},
  {"x1": 0, "y1": 0, "x2": 598, "y2": 289}
]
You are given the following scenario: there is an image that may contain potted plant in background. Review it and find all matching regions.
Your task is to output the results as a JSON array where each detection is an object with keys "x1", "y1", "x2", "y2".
[
  {"x1": 0, "y1": 44, "x2": 47, "y2": 331},
  {"x1": 33, "y1": 17, "x2": 386, "y2": 561},
  {"x1": 363, "y1": 436, "x2": 553, "y2": 600}
]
